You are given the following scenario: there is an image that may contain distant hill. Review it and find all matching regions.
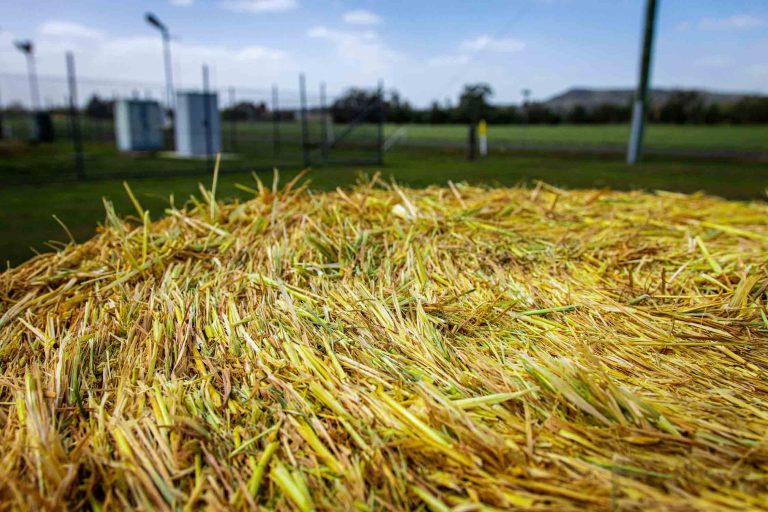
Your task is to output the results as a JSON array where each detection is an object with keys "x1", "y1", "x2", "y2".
[{"x1": 543, "y1": 87, "x2": 757, "y2": 110}]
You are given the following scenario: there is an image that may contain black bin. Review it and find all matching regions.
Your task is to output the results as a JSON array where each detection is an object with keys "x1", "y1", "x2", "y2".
[{"x1": 31, "y1": 112, "x2": 55, "y2": 143}]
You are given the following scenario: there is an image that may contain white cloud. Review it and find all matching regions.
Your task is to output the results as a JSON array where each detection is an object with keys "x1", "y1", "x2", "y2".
[
  {"x1": 427, "y1": 54, "x2": 469, "y2": 67},
  {"x1": 460, "y1": 35, "x2": 526, "y2": 53},
  {"x1": 428, "y1": 35, "x2": 525, "y2": 68},
  {"x1": 306, "y1": 26, "x2": 401, "y2": 82},
  {"x1": 218, "y1": 0, "x2": 298, "y2": 13},
  {"x1": 38, "y1": 21, "x2": 105, "y2": 39},
  {"x1": 0, "y1": 20, "x2": 296, "y2": 108},
  {"x1": 699, "y1": 15, "x2": 765, "y2": 31},
  {"x1": 343, "y1": 9, "x2": 382, "y2": 26},
  {"x1": 170, "y1": 0, "x2": 194, "y2": 6}
]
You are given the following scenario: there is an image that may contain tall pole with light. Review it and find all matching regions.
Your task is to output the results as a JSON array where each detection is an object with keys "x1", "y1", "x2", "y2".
[
  {"x1": 14, "y1": 40, "x2": 40, "y2": 111},
  {"x1": 145, "y1": 12, "x2": 175, "y2": 112},
  {"x1": 14, "y1": 38, "x2": 53, "y2": 142}
]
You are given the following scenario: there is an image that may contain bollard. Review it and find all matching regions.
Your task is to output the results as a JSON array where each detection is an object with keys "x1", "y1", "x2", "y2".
[{"x1": 478, "y1": 119, "x2": 488, "y2": 157}]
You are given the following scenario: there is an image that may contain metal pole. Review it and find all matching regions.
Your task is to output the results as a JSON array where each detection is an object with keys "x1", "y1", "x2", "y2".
[
  {"x1": 202, "y1": 64, "x2": 213, "y2": 173},
  {"x1": 299, "y1": 73, "x2": 310, "y2": 168},
  {"x1": 228, "y1": 86, "x2": 237, "y2": 151},
  {"x1": 25, "y1": 52, "x2": 41, "y2": 112},
  {"x1": 272, "y1": 84, "x2": 280, "y2": 163},
  {"x1": 467, "y1": 124, "x2": 477, "y2": 161},
  {"x1": 66, "y1": 52, "x2": 85, "y2": 180},
  {"x1": 319, "y1": 82, "x2": 328, "y2": 160},
  {"x1": 162, "y1": 31, "x2": 175, "y2": 111},
  {"x1": 377, "y1": 80, "x2": 384, "y2": 165},
  {"x1": 627, "y1": 0, "x2": 659, "y2": 165},
  {"x1": 521, "y1": 88, "x2": 530, "y2": 145},
  {"x1": 0, "y1": 82, "x2": 4, "y2": 140}
]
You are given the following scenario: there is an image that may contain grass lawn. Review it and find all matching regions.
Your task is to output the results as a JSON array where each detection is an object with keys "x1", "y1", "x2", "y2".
[
  {"x1": 6, "y1": 115, "x2": 768, "y2": 156},
  {"x1": 2, "y1": 145, "x2": 768, "y2": 267},
  {"x1": 186, "y1": 120, "x2": 768, "y2": 152},
  {"x1": 388, "y1": 124, "x2": 768, "y2": 152}
]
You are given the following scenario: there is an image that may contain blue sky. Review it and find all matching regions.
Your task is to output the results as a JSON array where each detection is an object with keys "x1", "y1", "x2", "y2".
[{"x1": 0, "y1": 0, "x2": 766, "y2": 107}]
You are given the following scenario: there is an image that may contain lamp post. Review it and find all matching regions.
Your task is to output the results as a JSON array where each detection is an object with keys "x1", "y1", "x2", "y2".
[
  {"x1": 14, "y1": 40, "x2": 40, "y2": 111},
  {"x1": 145, "y1": 12, "x2": 175, "y2": 111},
  {"x1": 14, "y1": 38, "x2": 53, "y2": 142}
]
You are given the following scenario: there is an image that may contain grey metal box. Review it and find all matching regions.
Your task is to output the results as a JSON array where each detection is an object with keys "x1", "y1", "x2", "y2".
[
  {"x1": 114, "y1": 99, "x2": 163, "y2": 152},
  {"x1": 174, "y1": 92, "x2": 221, "y2": 157}
]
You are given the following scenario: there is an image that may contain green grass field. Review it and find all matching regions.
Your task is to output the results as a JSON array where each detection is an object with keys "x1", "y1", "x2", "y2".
[
  {"x1": 5, "y1": 115, "x2": 768, "y2": 156},
  {"x1": 3, "y1": 145, "x2": 768, "y2": 267},
  {"x1": 387, "y1": 123, "x2": 768, "y2": 152},
  {"x1": 223, "y1": 122, "x2": 768, "y2": 152},
  {"x1": 3, "y1": 120, "x2": 767, "y2": 184},
  {"x1": 0, "y1": 117, "x2": 380, "y2": 182}
]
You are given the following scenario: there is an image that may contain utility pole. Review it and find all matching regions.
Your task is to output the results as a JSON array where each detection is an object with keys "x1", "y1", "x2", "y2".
[
  {"x1": 627, "y1": 0, "x2": 659, "y2": 165},
  {"x1": 14, "y1": 40, "x2": 40, "y2": 111},
  {"x1": 145, "y1": 13, "x2": 175, "y2": 112}
]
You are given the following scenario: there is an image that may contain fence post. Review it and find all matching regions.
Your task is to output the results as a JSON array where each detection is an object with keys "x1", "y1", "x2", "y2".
[
  {"x1": 319, "y1": 82, "x2": 328, "y2": 160},
  {"x1": 299, "y1": 74, "x2": 310, "y2": 168},
  {"x1": 467, "y1": 124, "x2": 477, "y2": 161},
  {"x1": 228, "y1": 86, "x2": 237, "y2": 151},
  {"x1": 66, "y1": 52, "x2": 85, "y2": 180},
  {"x1": 202, "y1": 64, "x2": 213, "y2": 173},
  {"x1": 272, "y1": 84, "x2": 280, "y2": 164},
  {"x1": 377, "y1": 80, "x2": 384, "y2": 165},
  {"x1": 627, "y1": 0, "x2": 658, "y2": 164},
  {"x1": 0, "y1": 82, "x2": 4, "y2": 140}
]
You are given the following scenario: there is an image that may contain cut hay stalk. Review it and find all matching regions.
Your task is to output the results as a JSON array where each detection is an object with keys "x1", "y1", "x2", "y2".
[{"x1": 1, "y1": 178, "x2": 767, "y2": 511}]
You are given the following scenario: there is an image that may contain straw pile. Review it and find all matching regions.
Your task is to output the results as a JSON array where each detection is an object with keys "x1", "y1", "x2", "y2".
[{"x1": 1, "y1": 173, "x2": 767, "y2": 511}]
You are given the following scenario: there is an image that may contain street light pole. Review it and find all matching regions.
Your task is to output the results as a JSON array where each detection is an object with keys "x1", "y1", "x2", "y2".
[
  {"x1": 14, "y1": 40, "x2": 40, "y2": 111},
  {"x1": 145, "y1": 13, "x2": 175, "y2": 111}
]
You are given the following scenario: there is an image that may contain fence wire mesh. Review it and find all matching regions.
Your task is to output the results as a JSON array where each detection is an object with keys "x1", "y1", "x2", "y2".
[{"x1": 0, "y1": 65, "x2": 384, "y2": 185}]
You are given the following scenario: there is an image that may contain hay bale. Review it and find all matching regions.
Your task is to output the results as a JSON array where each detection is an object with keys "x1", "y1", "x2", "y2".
[{"x1": 1, "y1": 175, "x2": 767, "y2": 510}]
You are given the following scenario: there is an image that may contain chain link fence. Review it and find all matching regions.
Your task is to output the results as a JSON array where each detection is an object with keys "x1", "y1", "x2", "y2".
[{"x1": 0, "y1": 56, "x2": 384, "y2": 185}]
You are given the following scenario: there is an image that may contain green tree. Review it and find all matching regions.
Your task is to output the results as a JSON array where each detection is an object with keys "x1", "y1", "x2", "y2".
[
  {"x1": 330, "y1": 88, "x2": 380, "y2": 123},
  {"x1": 85, "y1": 95, "x2": 114, "y2": 119},
  {"x1": 657, "y1": 91, "x2": 705, "y2": 124},
  {"x1": 457, "y1": 83, "x2": 493, "y2": 123}
]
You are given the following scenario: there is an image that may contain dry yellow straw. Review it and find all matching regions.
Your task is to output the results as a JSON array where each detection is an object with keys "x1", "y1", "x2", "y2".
[{"x1": 1, "y1": 176, "x2": 767, "y2": 510}]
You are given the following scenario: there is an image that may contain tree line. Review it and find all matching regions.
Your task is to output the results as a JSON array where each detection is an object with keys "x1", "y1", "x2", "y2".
[
  {"x1": 7, "y1": 83, "x2": 764, "y2": 125},
  {"x1": 332, "y1": 84, "x2": 768, "y2": 125}
]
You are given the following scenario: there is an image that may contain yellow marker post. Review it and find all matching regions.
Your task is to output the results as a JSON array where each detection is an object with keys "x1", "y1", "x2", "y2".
[{"x1": 478, "y1": 119, "x2": 488, "y2": 157}]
